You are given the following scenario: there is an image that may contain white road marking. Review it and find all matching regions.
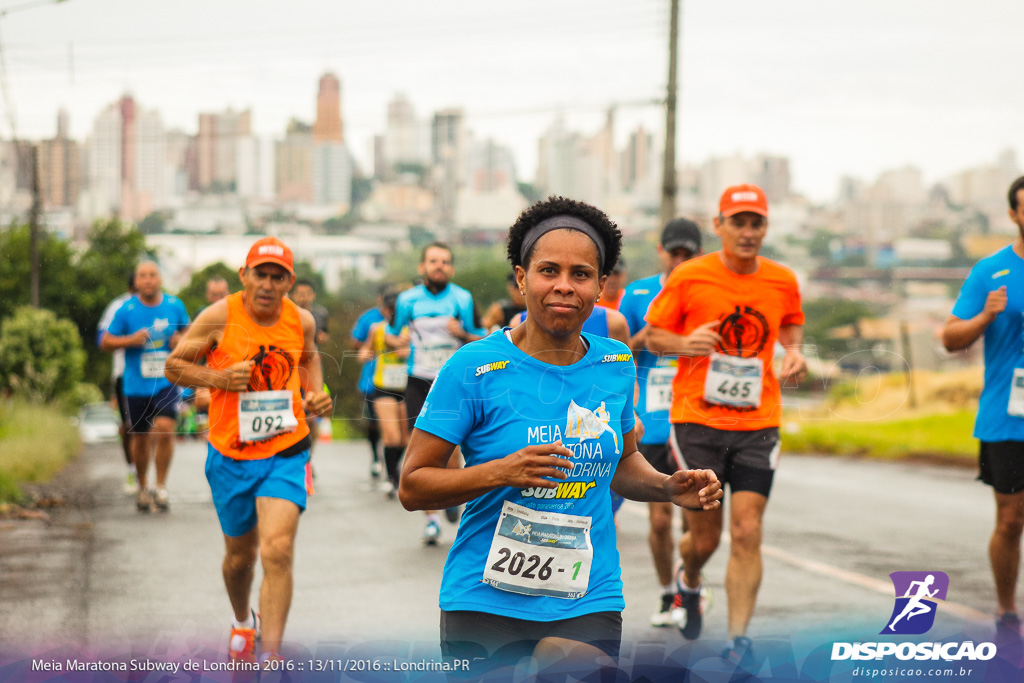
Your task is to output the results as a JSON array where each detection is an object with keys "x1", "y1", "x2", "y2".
[{"x1": 618, "y1": 501, "x2": 990, "y2": 623}]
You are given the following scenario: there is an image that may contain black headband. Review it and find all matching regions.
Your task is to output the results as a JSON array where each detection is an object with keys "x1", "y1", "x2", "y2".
[{"x1": 519, "y1": 215, "x2": 606, "y2": 270}]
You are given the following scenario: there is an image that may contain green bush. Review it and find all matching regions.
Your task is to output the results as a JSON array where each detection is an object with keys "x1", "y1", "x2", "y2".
[
  {"x1": 61, "y1": 382, "x2": 104, "y2": 413},
  {"x1": 0, "y1": 307, "x2": 86, "y2": 403}
]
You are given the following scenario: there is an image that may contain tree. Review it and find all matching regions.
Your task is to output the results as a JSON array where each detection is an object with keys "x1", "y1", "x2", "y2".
[
  {"x1": 0, "y1": 219, "x2": 151, "y2": 390},
  {"x1": 323, "y1": 214, "x2": 357, "y2": 234},
  {"x1": 0, "y1": 307, "x2": 85, "y2": 403},
  {"x1": 74, "y1": 219, "x2": 152, "y2": 387},
  {"x1": 0, "y1": 224, "x2": 78, "y2": 325},
  {"x1": 802, "y1": 297, "x2": 885, "y2": 357},
  {"x1": 352, "y1": 176, "x2": 374, "y2": 206},
  {"x1": 138, "y1": 211, "x2": 168, "y2": 234},
  {"x1": 517, "y1": 182, "x2": 541, "y2": 205},
  {"x1": 452, "y1": 257, "x2": 511, "y2": 311},
  {"x1": 175, "y1": 262, "x2": 240, "y2": 318}
]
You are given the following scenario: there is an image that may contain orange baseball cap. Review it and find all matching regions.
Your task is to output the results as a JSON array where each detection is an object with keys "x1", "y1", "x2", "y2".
[
  {"x1": 245, "y1": 236, "x2": 294, "y2": 273},
  {"x1": 719, "y1": 184, "x2": 768, "y2": 217}
]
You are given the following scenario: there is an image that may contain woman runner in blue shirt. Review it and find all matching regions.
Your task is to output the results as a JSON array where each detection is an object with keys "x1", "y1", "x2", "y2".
[{"x1": 399, "y1": 197, "x2": 722, "y2": 681}]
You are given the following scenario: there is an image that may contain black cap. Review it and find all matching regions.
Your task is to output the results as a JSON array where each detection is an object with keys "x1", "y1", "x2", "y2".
[{"x1": 661, "y1": 218, "x2": 701, "y2": 254}]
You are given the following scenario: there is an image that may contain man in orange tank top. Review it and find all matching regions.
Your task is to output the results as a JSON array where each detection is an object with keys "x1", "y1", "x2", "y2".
[
  {"x1": 645, "y1": 185, "x2": 807, "y2": 664},
  {"x1": 165, "y1": 237, "x2": 331, "y2": 667}
]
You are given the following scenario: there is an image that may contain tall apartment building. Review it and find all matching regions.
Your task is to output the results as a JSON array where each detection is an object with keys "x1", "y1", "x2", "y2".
[
  {"x1": 535, "y1": 114, "x2": 616, "y2": 208},
  {"x1": 38, "y1": 109, "x2": 81, "y2": 209},
  {"x1": 237, "y1": 135, "x2": 276, "y2": 202},
  {"x1": 432, "y1": 108, "x2": 465, "y2": 228},
  {"x1": 276, "y1": 119, "x2": 313, "y2": 203},
  {"x1": 620, "y1": 125, "x2": 653, "y2": 192},
  {"x1": 946, "y1": 149, "x2": 1020, "y2": 233},
  {"x1": 382, "y1": 93, "x2": 428, "y2": 174},
  {"x1": 313, "y1": 73, "x2": 343, "y2": 143},
  {"x1": 197, "y1": 108, "x2": 251, "y2": 191},
  {"x1": 313, "y1": 143, "x2": 351, "y2": 210},
  {"x1": 85, "y1": 94, "x2": 165, "y2": 221}
]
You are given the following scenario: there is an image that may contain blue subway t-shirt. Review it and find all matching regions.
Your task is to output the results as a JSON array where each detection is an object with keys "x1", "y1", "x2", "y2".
[
  {"x1": 107, "y1": 294, "x2": 190, "y2": 397},
  {"x1": 951, "y1": 246, "x2": 1024, "y2": 442},
  {"x1": 415, "y1": 331, "x2": 636, "y2": 619},
  {"x1": 619, "y1": 274, "x2": 676, "y2": 445},
  {"x1": 390, "y1": 283, "x2": 485, "y2": 381}
]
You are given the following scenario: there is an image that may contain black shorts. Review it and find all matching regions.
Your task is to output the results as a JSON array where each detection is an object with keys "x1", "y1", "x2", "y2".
[
  {"x1": 440, "y1": 610, "x2": 621, "y2": 676},
  {"x1": 670, "y1": 423, "x2": 779, "y2": 498},
  {"x1": 979, "y1": 441, "x2": 1024, "y2": 494},
  {"x1": 124, "y1": 386, "x2": 180, "y2": 435},
  {"x1": 361, "y1": 393, "x2": 378, "y2": 422},
  {"x1": 369, "y1": 387, "x2": 406, "y2": 403},
  {"x1": 638, "y1": 442, "x2": 677, "y2": 476},
  {"x1": 114, "y1": 375, "x2": 129, "y2": 424},
  {"x1": 405, "y1": 375, "x2": 433, "y2": 432}
]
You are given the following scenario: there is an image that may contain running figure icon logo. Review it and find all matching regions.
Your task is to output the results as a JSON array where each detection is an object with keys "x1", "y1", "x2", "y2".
[
  {"x1": 881, "y1": 571, "x2": 949, "y2": 635},
  {"x1": 565, "y1": 400, "x2": 620, "y2": 454}
]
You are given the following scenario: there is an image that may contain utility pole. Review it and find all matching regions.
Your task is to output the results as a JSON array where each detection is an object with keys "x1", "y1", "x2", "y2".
[
  {"x1": 29, "y1": 142, "x2": 40, "y2": 307},
  {"x1": 659, "y1": 0, "x2": 680, "y2": 228}
]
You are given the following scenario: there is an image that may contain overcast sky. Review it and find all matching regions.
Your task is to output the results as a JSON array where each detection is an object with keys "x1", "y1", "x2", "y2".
[{"x1": 1, "y1": 0, "x2": 1021, "y2": 202}]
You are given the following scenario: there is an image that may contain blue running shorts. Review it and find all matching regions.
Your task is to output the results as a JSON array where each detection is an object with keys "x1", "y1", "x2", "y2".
[{"x1": 205, "y1": 443, "x2": 309, "y2": 537}]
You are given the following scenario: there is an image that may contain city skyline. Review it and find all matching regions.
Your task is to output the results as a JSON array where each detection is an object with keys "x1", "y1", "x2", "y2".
[{"x1": 0, "y1": 0, "x2": 1021, "y2": 202}]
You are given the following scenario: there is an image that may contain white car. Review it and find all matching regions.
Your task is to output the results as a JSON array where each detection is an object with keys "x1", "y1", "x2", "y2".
[{"x1": 77, "y1": 402, "x2": 121, "y2": 444}]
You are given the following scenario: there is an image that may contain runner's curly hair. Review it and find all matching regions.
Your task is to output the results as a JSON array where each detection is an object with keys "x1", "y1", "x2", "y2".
[{"x1": 506, "y1": 196, "x2": 622, "y2": 277}]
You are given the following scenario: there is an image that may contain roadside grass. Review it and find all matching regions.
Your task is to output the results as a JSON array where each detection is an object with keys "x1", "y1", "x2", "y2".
[
  {"x1": 330, "y1": 418, "x2": 364, "y2": 441},
  {"x1": 782, "y1": 410, "x2": 976, "y2": 462},
  {"x1": 0, "y1": 401, "x2": 81, "y2": 503},
  {"x1": 781, "y1": 367, "x2": 982, "y2": 463}
]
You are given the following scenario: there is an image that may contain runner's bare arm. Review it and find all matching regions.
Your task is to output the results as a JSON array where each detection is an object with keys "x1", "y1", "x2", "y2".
[
  {"x1": 646, "y1": 320, "x2": 721, "y2": 357},
  {"x1": 99, "y1": 327, "x2": 150, "y2": 350},
  {"x1": 356, "y1": 323, "x2": 377, "y2": 364},
  {"x1": 481, "y1": 301, "x2": 504, "y2": 330},
  {"x1": 297, "y1": 308, "x2": 331, "y2": 417},
  {"x1": 628, "y1": 325, "x2": 649, "y2": 354},
  {"x1": 609, "y1": 429, "x2": 721, "y2": 509},
  {"x1": 942, "y1": 287, "x2": 1007, "y2": 351},
  {"x1": 778, "y1": 324, "x2": 807, "y2": 383},
  {"x1": 164, "y1": 301, "x2": 245, "y2": 389},
  {"x1": 606, "y1": 309, "x2": 631, "y2": 345},
  {"x1": 399, "y1": 430, "x2": 574, "y2": 511}
]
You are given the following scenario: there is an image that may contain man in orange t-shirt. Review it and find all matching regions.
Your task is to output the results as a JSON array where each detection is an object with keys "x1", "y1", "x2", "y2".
[
  {"x1": 646, "y1": 184, "x2": 806, "y2": 662},
  {"x1": 165, "y1": 237, "x2": 332, "y2": 667}
]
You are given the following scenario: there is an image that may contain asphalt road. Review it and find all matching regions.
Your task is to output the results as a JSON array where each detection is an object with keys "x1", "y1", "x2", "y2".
[{"x1": 0, "y1": 437, "x2": 1003, "y2": 679}]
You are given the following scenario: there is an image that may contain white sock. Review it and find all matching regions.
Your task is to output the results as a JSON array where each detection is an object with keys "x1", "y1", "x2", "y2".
[
  {"x1": 662, "y1": 583, "x2": 674, "y2": 596},
  {"x1": 426, "y1": 513, "x2": 442, "y2": 525},
  {"x1": 232, "y1": 611, "x2": 255, "y2": 630}
]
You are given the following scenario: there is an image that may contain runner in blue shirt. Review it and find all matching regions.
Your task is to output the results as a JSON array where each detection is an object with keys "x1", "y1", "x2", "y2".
[
  {"x1": 351, "y1": 289, "x2": 387, "y2": 481},
  {"x1": 399, "y1": 197, "x2": 721, "y2": 681},
  {"x1": 101, "y1": 261, "x2": 189, "y2": 513},
  {"x1": 390, "y1": 242, "x2": 486, "y2": 544},
  {"x1": 619, "y1": 216, "x2": 702, "y2": 628},
  {"x1": 942, "y1": 174, "x2": 1024, "y2": 636}
]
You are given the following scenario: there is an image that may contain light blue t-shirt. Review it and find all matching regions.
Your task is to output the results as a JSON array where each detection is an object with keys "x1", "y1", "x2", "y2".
[
  {"x1": 107, "y1": 294, "x2": 190, "y2": 397},
  {"x1": 416, "y1": 331, "x2": 636, "y2": 619},
  {"x1": 390, "y1": 283, "x2": 485, "y2": 381},
  {"x1": 951, "y1": 246, "x2": 1024, "y2": 442},
  {"x1": 352, "y1": 308, "x2": 386, "y2": 394},
  {"x1": 619, "y1": 274, "x2": 676, "y2": 445}
]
